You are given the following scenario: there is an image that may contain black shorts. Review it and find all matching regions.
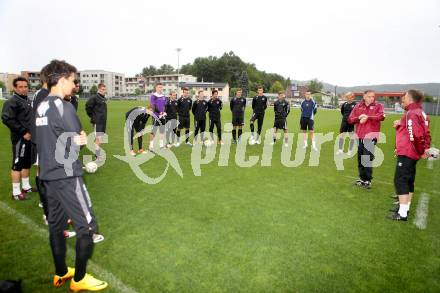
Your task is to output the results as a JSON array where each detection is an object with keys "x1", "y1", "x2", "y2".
[
  {"x1": 11, "y1": 138, "x2": 32, "y2": 171},
  {"x1": 274, "y1": 119, "x2": 287, "y2": 130},
  {"x1": 300, "y1": 117, "x2": 314, "y2": 131},
  {"x1": 94, "y1": 124, "x2": 106, "y2": 134},
  {"x1": 232, "y1": 113, "x2": 245, "y2": 126},
  {"x1": 44, "y1": 176, "x2": 98, "y2": 237},
  {"x1": 250, "y1": 112, "x2": 264, "y2": 122},
  {"x1": 178, "y1": 116, "x2": 190, "y2": 129},
  {"x1": 340, "y1": 120, "x2": 354, "y2": 133},
  {"x1": 152, "y1": 118, "x2": 166, "y2": 133},
  {"x1": 394, "y1": 155, "x2": 417, "y2": 195}
]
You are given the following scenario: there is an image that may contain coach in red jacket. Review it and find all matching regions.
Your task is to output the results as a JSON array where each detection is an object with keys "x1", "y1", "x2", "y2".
[
  {"x1": 348, "y1": 90, "x2": 385, "y2": 188},
  {"x1": 389, "y1": 90, "x2": 431, "y2": 221}
]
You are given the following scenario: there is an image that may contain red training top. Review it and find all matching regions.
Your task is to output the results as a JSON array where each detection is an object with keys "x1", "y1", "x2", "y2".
[
  {"x1": 395, "y1": 102, "x2": 431, "y2": 160},
  {"x1": 348, "y1": 100, "x2": 385, "y2": 140}
]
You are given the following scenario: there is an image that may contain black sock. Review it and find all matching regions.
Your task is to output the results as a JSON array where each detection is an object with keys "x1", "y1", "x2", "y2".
[
  {"x1": 185, "y1": 130, "x2": 189, "y2": 143},
  {"x1": 238, "y1": 129, "x2": 242, "y2": 139},
  {"x1": 74, "y1": 234, "x2": 94, "y2": 282},
  {"x1": 232, "y1": 129, "x2": 237, "y2": 141},
  {"x1": 177, "y1": 130, "x2": 181, "y2": 139},
  {"x1": 38, "y1": 179, "x2": 49, "y2": 217},
  {"x1": 49, "y1": 230, "x2": 67, "y2": 277},
  {"x1": 35, "y1": 176, "x2": 40, "y2": 192},
  {"x1": 250, "y1": 123, "x2": 254, "y2": 133}
]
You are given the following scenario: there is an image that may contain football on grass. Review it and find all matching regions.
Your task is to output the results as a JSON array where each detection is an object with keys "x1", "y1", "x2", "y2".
[{"x1": 85, "y1": 162, "x2": 98, "y2": 173}]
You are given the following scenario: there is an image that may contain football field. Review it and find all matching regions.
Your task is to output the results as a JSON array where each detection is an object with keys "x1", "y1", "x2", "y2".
[{"x1": 1, "y1": 100, "x2": 439, "y2": 292}]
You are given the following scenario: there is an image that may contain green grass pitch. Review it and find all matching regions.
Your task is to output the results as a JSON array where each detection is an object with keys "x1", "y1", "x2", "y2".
[{"x1": 0, "y1": 100, "x2": 439, "y2": 292}]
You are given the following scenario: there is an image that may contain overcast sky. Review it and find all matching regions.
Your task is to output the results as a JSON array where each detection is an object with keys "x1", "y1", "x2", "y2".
[{"x1": 0, "y1": 0, "x2": 439, "y2": 86}]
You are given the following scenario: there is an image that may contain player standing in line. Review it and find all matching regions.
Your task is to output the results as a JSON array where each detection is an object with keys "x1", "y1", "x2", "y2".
[
  {"x1": 176, "y1": 87, "x2": 192, "y2": 146},
  {"x1": 348, "y1": 90, "x2": 385, "y2": 189},
  {"x1": 336, "y1": 92, "x2": 357, "y2": 155},
  {"x1": 230, "y1": 88, "x2": 246, "y2": 143},
  {"x1": 192, "y1": 90, "x2": 208, "y2": 144},
  {"x1": 125, "y1": 106, "x2": 150, "y2": 155},
  {"x1": 1, "y1": 77, "x2": 35, "y2": 200},
  {"x1": 208, "y1": 89, "x2": 223, "y2": 145},
  {"x1": 271, "y1": 91, "x2": 290, "y2": 146},
  {"x1": 165, "y1": 91, "x2": 178, "y2": 148},
  {"x1": 148, "y1": 83, "x2": 167, "y2": 150},
  {"x1": 300, "y1": 90, "x2": 318, "y2": 151},
  {"x1": 389, "y1": 90, "x2": 431, "y2": 221},
  {"x1": 85, "y1": 83, "x2": 107, "y2": 161},
  {"x1": 35, "y1": 60, "x2": 107, "y2": 291},
  {"x1": 31, "y1": 66, "x2": 50, "y2": 210},
  {"x1": 249, "y1": 86, "x2": 268, "y2": 145}
]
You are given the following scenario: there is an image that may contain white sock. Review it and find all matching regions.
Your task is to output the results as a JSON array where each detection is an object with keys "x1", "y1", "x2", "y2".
[
  {"x1": 12, "y1": 183, "x2": 21, "y2": 195},
  {"x1": 303, "y1": 140, "x2": 308, "y2": 146},
  {"x1": 398, "y1": 204, "x2": 409, "y2": 217},
  {"x1": 312, "y1": 140, "x2": 316, "y2": 148},
  {"x1": 21, "y1": 177, "x2": 31, "y2": 190},
  {"x1": 149, "y1": 141, "x2": 154, "y2": 148}
]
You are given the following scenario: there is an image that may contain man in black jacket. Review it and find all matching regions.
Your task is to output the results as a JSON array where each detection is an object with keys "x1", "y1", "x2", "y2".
[
  {"x1": 35, "y1": 60, "x2": 107, "y2": 291},
  {"x1": 249, "y1": 86, "x2": 268, "y2": 145},
  {"x1": 1, "y1": 77, "x2": 35, "y2": 200},
  {"x1": 271, "y1": 91, "x2": 290, "y2": 146},
  {"x1": 336, "y1": 92, "x2": 357, "y2": 155},
  {"x1": 176, "y1": 87, "x2": 192, "y2": 146},
  {"x1": 31, "y1": 66, "x2": 50, "y2": 214},
  {"x1": 85, "y1": 83, "x2": 107, "y2": 160},
  {"x1": 230, "y1": 88, "x2": 246, "y2": 143},
  {"x1": 208, "y1": 89, "x2": 223, "y2": 144},
  {"x1": 192, "y1": 90, "x2": 208, "y2": 144},
  {"x1": 125, "y1": 106, "x2": 150, "y2": 155},
  {"x1": 165, "y1": 91, "x2": 178, "y2": 147}
]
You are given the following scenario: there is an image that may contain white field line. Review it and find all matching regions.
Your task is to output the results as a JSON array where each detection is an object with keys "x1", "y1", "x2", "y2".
[
  {"x1": 343, "y1": 175, "x2": 440, "y2": 195},
  {"x1": 0, "y1": 201, "x2": 139, "y2": 293},
  {"x1": 413, "y1": 193, "x2": 429, "y2": 230}
]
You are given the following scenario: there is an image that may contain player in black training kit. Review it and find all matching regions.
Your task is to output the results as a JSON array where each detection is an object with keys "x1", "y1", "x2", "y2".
[
  {"x1": 230, "y1": 88, "x2": 246, "y2": 143},
  {"x1": 31, "y1": 66, "x2": 51, "y2": 216},
  {"x1": 176, "y1": 87, "x2": 192, "y2": 146},
  {"x1": 85, "y1": 83, "x2": 107, "y2": 161},
  {"x1": 208, "y1": 89, "x2": 223, "y2": 144},
  {"x1": 125, "y1": 106, "x2": 150, "y2": 155},
  {"x1": 165, "y1": 91, "x2": 178, "y2": 147},
  {"x1": 192, "y1": 90, "x2": 208, "y2": 144},
  {"x1": 336, "y1": 92, "x2": 357, "y2": 155},
  {"x1": 271, "y1": 91, "x2": 290, "y2": 146},
  {"x1": 250, "y1": 86, "x2": 268, "y2": 145},
  {"x1": 1, "y1": 76, "x2": 35, "y2": 200},
  {"x1": 35, "y1": 60, "x2": 107, "y2": 291}
]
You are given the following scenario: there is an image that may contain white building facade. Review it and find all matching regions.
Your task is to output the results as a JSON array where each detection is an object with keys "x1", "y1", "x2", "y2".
[
  {"x1": 79, "y1": 70, "x2": 125, "y2": 97},
  {"x1": 144, "y1": 74, "x2": 197, "y2": 93}
]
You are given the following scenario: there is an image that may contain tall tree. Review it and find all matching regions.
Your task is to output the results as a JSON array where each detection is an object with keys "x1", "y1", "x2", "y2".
[
  {"x1": 308, "y1": 78, "x2": 323, "y2": 93},
  {"x1": 270, "y1": 81, "x2": 285, "y2": 93},
  {"x1": 89, "y1": 84, "x2": 98, "y2": 94},
  {"x1": 239, "y1": 71, "x2": 249, "y2": 97},
  {"x1": 157, "y1": 64, "x2": 175, "y2": 75},
  {"x1": 141, "y1": 65, "x2": 157, "y2": 77}
]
